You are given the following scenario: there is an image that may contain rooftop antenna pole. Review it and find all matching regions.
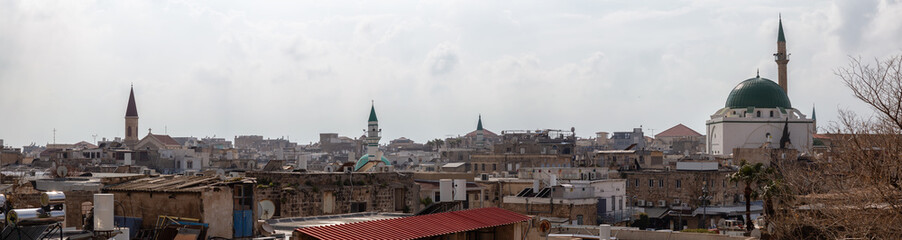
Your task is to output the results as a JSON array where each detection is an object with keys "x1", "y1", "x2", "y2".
[
  {"x1": 92, "y1": 134, "x2": 98, "y2": 144},
  {"x1": 53, "y1": 128, "x2": 57, "y2": 144}
]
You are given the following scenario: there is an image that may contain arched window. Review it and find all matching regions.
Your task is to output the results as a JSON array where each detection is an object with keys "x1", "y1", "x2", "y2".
[
  {"x1": 770, "y1": 111, "x2": 774, "y2": 117},
  {"x1": 756, "y1": 111, "x2": 761, "y2": 117}
]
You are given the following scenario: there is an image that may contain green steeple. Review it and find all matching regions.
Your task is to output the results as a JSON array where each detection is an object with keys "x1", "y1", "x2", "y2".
[
  {"x1": 477, "y1": 115, "x2": 484, "y2": 131},
  {"x1": 812, "y1": 104, "x2": 816, "y2": 121},
  {"x1": 368, "y1": 103, "x2": 378, "y2": 122},
  {"x1": 778, "y1": 15, "x2": 786, "y2": 42}
]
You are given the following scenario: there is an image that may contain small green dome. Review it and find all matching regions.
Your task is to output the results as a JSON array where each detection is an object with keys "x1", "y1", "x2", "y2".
[
  {"x1": 725, "y1": 77, "x2": 791, "y2": 109},
  {"x1": 354, "y1": 155, "x2": 391, "y2": 171}
]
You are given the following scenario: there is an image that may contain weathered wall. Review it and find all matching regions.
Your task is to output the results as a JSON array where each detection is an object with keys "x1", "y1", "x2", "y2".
[
  {"x1": 109, "y1": 191, "x2": 204, "y2": 229},
  {"x1": 247, "y1": 171, "x2": 419, "y2": 218},
  {"x1": 63, "y1": 191, "x2": 95, "y2": 229},
  {"x1": 625, "y1": 170, "x2": 742, "y2": 208},
  {"x1": 502, "y1": 201, "x2": 596, "y2": 225},
  {"x1": 201, "y1": 187, "x2": 234, "y2": 239}
]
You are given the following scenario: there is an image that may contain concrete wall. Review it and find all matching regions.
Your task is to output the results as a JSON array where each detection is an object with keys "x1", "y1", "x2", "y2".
[{"x1": 202, "y1": 188, "x2": 234, "y2": 239}]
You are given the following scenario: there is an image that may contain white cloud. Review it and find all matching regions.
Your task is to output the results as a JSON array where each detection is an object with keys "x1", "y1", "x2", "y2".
[{"x1": 1, "y1": 0, "x2": 900, "y2": 147}]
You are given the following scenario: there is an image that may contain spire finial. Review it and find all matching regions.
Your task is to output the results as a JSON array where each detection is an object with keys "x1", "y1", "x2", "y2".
[
  {"x1": 757, "y1": 69, "x2": 760, "y2": 78},
  {"x1": 778, "y1": 13, "x2": 786, "y2": 42}
]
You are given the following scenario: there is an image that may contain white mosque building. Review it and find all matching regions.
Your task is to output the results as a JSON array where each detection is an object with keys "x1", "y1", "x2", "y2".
[{"x1": 706, "y1": 17, "x2": 815, "y2": 156}]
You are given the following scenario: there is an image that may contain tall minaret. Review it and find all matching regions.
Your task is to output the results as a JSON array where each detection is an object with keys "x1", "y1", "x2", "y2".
[
  {"x1": 774, "y1": 15, "x2": 790, "y2": 94},
  {"x1": 124, "y1": 85, "x2": 139, "y2": 145},
  {"x1": 475, "y1": 114, "x2": 485, "y2": 149},
  {"x1": 365, "y1": 102, "x2": 382, "y2": 165}
]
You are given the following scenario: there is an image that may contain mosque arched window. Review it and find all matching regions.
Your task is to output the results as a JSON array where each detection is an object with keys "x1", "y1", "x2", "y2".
[{"x1": 756, "y1": 111, "x2": 761, "y2": 117}]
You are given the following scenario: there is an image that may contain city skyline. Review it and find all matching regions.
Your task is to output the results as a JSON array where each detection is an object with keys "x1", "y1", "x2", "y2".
[{"x1": 3, "y1": 1, "x2": 902, "y2": 147}]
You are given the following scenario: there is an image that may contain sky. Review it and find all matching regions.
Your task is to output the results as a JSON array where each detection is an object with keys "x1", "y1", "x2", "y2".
[{"x1": 1, "y1": 0, "x2": 901, "y2": 148}]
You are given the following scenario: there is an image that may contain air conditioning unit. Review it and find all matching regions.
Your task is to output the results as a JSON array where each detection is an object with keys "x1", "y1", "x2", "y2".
[
  {"x1": 673, "y1": 199, "x2": 681, "y2": 205},
  {"x1": 681, "y1": 203, "x2": 689, "y2": 207},
  {"x1": 658, "y1": 200, "x2": 666, "y2": 207},
  {"x1": 480, "y1": 173, "x2": 489, "y2": 181},
  {"x1": 344, "y1": 166, "x2": 353, "y2": 173},
  {"x1": 646, "y1": 201, "x2": 654, "y2": 207},
  {"x1": 637, "y1": 200, "x2": 645, "y2": 207}
]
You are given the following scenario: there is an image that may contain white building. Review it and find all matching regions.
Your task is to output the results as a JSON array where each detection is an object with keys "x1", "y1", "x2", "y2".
[
  {"x1": 705, "y1": 75, "x2": 814, "y2": 156},
  {"x1": 706, "y1": 18, "x2": 815, "y2": 156}
]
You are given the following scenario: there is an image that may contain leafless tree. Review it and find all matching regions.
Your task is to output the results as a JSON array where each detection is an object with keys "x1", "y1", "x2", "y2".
[{"x1": 766, "y1": 54, "x2": 902, "y2": 239}]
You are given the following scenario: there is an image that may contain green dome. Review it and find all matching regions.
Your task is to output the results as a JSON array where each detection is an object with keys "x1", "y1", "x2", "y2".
[
  {"x1": 725, "y1": 77, "x2": 791, "y2": 109},
  {"x1": 354, "y1": 155, "x2": 391, "y2": 171}
]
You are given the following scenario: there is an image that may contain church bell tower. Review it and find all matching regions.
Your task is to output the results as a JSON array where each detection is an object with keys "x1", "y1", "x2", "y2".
[{"x1": 124, "y1": 85, "x2": 139, "y2": 145}]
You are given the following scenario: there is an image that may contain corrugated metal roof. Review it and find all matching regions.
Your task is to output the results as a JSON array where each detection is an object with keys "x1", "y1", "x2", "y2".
[
  {"x1": 103, "y1": 175, "x2": 227, "y2": 193},
  {"x1": 295, "y1": 207, "x2": 530, "y2": 240}
]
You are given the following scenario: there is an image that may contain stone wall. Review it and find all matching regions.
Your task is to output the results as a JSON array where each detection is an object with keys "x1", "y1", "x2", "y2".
[
  {"x1": 471, "y1": 154, "x2": 571, "y2": 174},
  {"x1": 247, "y1": 171, "x2": 419, "y2": 218},
  {"x1": 624, "y1": 170, "x2": 742, "y2": 208}
]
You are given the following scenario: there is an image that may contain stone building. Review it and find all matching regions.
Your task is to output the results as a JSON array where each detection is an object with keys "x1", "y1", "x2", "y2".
[
  {"x1": 623, "y1": 162, "x2": 744, "y2": 229},
  {"x1": 592, "y1": 149, "x2": 665, "y2": 170},
  {"x1": 651, "y1": 124, "x2": 705, "y2": 155},
  {"x1": 470, "y1": 154, "x2": 572, "y2": 175},
  {"x1": 245, "y1": 171, "x2": 419, "y2": 218}
]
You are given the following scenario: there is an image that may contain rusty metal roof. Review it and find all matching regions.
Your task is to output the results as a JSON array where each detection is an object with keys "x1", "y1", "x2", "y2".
[
  {"x1": 294, "y1": 207, "x2": 530, "y2": 240},
  {"x1": 103, "y1": 175, "x2": 238, "y2": 193}
]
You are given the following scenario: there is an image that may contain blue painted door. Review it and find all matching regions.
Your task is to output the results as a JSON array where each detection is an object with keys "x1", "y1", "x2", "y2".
[{"x1": 233, "y1": 210, "x2": 253, "y2": 237}]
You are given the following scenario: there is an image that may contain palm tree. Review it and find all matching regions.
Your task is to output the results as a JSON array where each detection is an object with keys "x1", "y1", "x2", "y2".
[{"x1": 728, "y1": 160, "x2": 773, "y2": 232}]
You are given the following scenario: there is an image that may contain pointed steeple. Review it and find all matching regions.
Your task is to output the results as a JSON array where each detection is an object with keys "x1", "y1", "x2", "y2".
[
  {"x1": 811, "y1": 104, "x2": 816, "y2": 121},
  {"x1": 368, "y1": 102, "x2": 378, "y2": 122},
  {"x1": 778, "y1": 14, "x2": 786, "y2": 42},
  {"x1": 477, "y1": 115, "x2": 484, "y2": 131},
  {"x1": 126, "y1": 85, "x2": 138, "y2": 117}
]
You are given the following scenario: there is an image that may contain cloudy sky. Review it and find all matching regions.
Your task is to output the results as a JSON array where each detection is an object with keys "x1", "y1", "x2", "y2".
[{"x1": 1, "y1": 0, "x2": 901, "y2": 147}]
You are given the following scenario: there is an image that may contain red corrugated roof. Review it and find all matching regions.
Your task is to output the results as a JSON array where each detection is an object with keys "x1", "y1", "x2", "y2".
[
  {"x1": 295, "y1": 207, "x2": 530, "y2": 240},
  {"x1": 655, "y1": 124, "x2": 702, "y2": 138}
]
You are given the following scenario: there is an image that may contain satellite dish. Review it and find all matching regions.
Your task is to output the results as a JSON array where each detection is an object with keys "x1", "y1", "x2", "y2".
[
  {"x1": 324, "y1": 165, "x2": 335, "y2": 172},
  {"x1": 261, "y1": 221, "x2": 275, "y2": 236},
  {"x1": 56, "y1": 165, "x2": 69, "y2": 178},
  {"x1": 258, "y1": 200, "x2": 275, "y2": 220}
]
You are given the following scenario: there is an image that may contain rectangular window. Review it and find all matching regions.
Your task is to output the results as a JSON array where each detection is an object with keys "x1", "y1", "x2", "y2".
[
  {"x1": 676, "y1": 180, "x2": 682, "y2": 188},
  {"x1": 648, "y1": 179, "x2": 654, "y2": 187},
  {"x1": 659, "y1": 179, "x2": 664, "y2": 188},
  {"x1": 635, "y1": 179, "x2": 639, "y2": 187}
]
